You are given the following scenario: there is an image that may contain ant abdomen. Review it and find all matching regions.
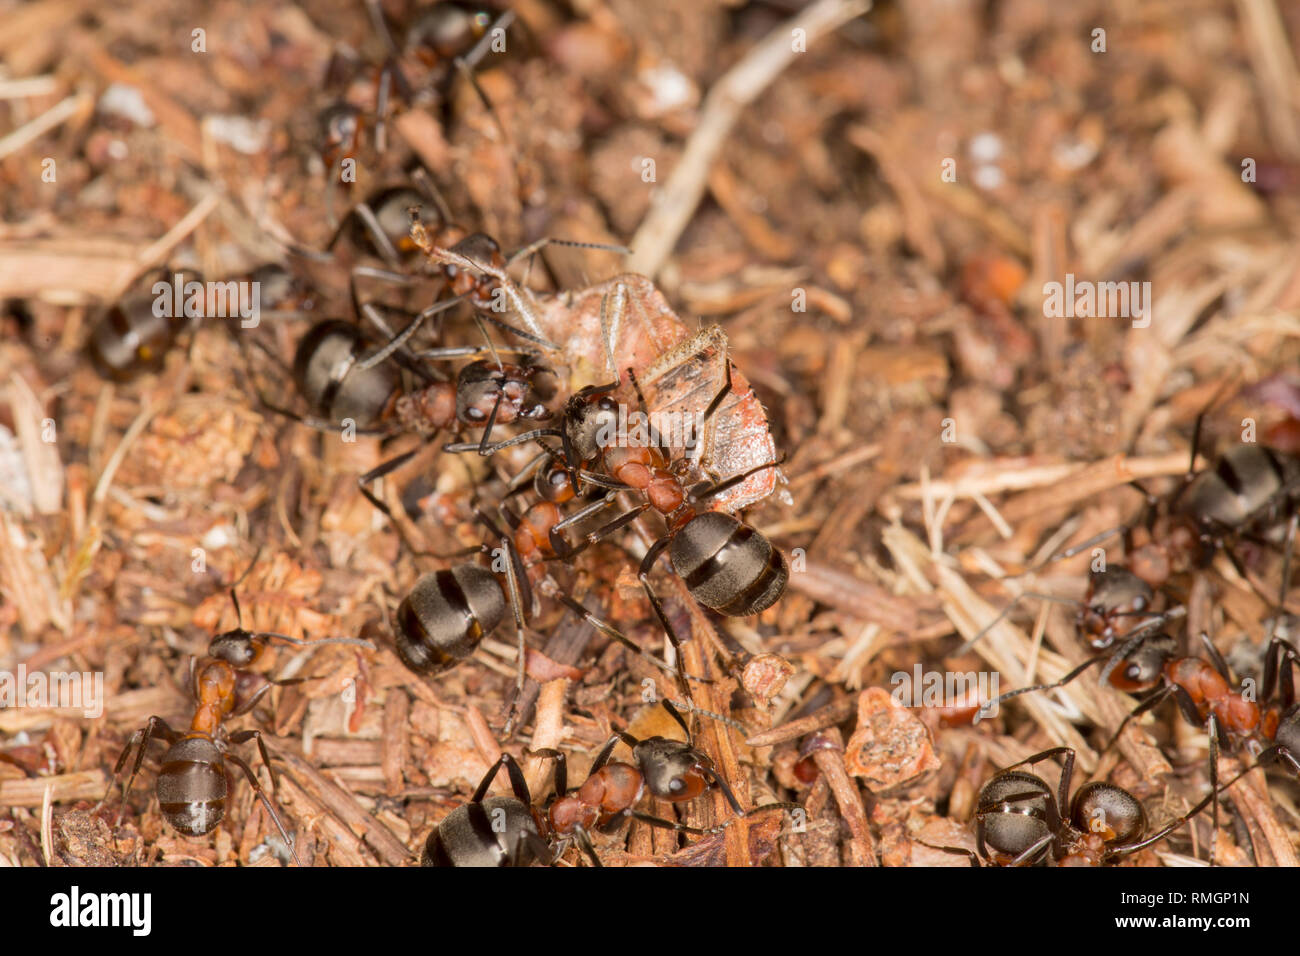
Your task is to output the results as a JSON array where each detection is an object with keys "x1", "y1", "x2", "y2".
[
  {"x1": 1069, "y1": 782, "x2": 1145, "y2": 847},
  {"x1": 292, "y1": 319, "x2": 401, "y2": 428},
  {"x1": 977, "y1": 770, "x2": 1053, "y2": 864},
  {"x1": 87, "y1": 297, "x2": 182, "y2": 382},
  {"x1": 156, "y1": 737, "x2": 228, "y2": 837},
  {"x1": 394, "y1": 566, "x2": 505, "y2": 674},
  {"x1": 422, "y1": 796, "x2": 542, "y2": 867},
  {"x1": 669, "y1": 512, "x2": 788, "y2": 616},
  {"x1": 1178, "y1": 444, "x2": 1300, "y2": 532}
]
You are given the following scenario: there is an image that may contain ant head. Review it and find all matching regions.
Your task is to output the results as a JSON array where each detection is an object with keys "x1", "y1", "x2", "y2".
[
  {"x1": 534, "y1": 456, "x2": 576, "y2": 503},
  {"x1": 208, "y1": 628, "x2": 266, "y2": 667},
  {"x1": 564, "y1": 391, "x2": 620, "y2": 464},
  {"x1": 1069, "y1": 781, "x2": 1146, "y2": 848},
  {"x1": 406, "y1": 5, "x2": 491, "y2": 62},
  {"x1": 633, "y1": 738, "x2": 711, "y2": 803},
  {"x1": 1108, "y1": 633, "x2": 1176, "y2": 691},
  {"x1": 318, "y1": 102, "x2": 362, "y2": 164},
  {"x1": 1274, "y1": 703, "x2": 1300, "y2": 757},
  {"x1": 455, "y1": 361, "x2": 550, "y2": 426},
  {"x1": 976, "y1": 770, "x2": 1056, "y2": 864},
  {"x1": 1080, "y1": 566, "x2": 1153, "y2": 650},
  {"x1": 444, "y1": 233, "x2": 504, "y2": 305}
]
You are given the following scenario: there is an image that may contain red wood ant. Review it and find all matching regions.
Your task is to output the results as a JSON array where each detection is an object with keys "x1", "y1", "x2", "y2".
[
  {"x1": 98, "y1": 588, "x2": 373, "y2": 865},
  {"x1": 449, "y1": 369, "x2": 790, "y2": 652},
  {"x1": 86, "y1": 268, "x2": 205, "y2": 382},
  {"x1": 979, "y1": 630, "x2": 1300, "y2": 862},
  {"x1": 315, "y1": 2, "x2": 516, "y2": 169},
  {"x1": 390, "y1": 509, "x2": 699, "y2": 733},
  {"x1": 421, "y1": 702, "x2": 795, "y2": 866},
  {"x1": 942, "y1": 746, "x2": 1249, "y2": 866}
]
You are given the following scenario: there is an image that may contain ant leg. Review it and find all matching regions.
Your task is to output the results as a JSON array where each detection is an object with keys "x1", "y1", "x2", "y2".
[
  {"x1": 409, "y1": 167, "x2": 453, "y2": 227},
  {"x1": 549, "y1": 590, "x2": 701, "y2": 686},
  {"x1": 98, "y1": 716, "x2": 179, "y2": 821},
  {"x1": 225, "y1": 750, "x2": 301, "y2": 866},
  {"x1": 464, "y1": 752, "x2": 534, "y2": 819},
  {"x1": 637, "y1": 536, "x2": 686, "y2": 659},
  {"x1": 1198, "y1": 630, "x2": 1232, "y2": 681},
  {"x1": 451, "y1": 9, "x2": 518, "y2": 143},
  {"x1": 1204, "y1": 711, "x2": 1222, "y2": 866},
  {"x1": 957, "y1": 591, "x2": 1090, "y2": 654},
  {"x1": 572, "y1": 827, "x2": 603, "y2": 867},
  {"x1": 357, "y1": 295, "x2": 468, "y2": 371},
  {"x1": 915, "y1": 841, "x2": 982, "y2": 867},
  {"x1": 528, "y1": 748, "x2": 567, "y2": 797},
  {"x1": 358, "y1": 444, "x2": 431, "y2": 522},
  {"x1": 626, "y1": 366, "x2": 671, "y2": 461},
  {"x1": 688, "y1": 456, "x2": 784, "y2": 506},
  {"x1": 686, "y1": 354, "x2": 735, "y2": 461},
  {"x1": 443, "y1": 427, "x2": 564, "y2": 456},
  {"x1": 496, "y1": 533, "x2": 532, "y2": 737},
  {"x1": 1110, "y1": 762, "x2": 1257, "y2": 861},
  {"x1": 228, "y1": 729, "x2": 281, "y2": 792},
  {"x1": 627, "y1": 810, "x2": 725, "y2": 836},
  {"x1": 1101, "y1": 684, "x2": 1175, "y2": 753},
  {"x1": 1265, "y1": 511, "x2": 1299, "y2": 651},
  {"x1": 228, "y1": 681, "x2": 275, "y2": 718},
  {"x1": 973, "y1": 655, "x2": 1110, "y2": 722},
  {"x1": 364, "y1": 0, "x2": 400, "y2": 57},
  {"x1": 1008, "y1": 832, "x2": 1056, "y2": 867},
  {"x1": 374, "y1": 62, "x2": 392, "y2": 154},
  {"x1": 350, "y1": 202, "x2": 404, "y2": 268},
  {"x1": 549, "y1": 495, "x2": 639, "y2": 560}
]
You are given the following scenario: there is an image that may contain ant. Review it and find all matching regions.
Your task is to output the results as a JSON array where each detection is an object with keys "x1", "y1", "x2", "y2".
[
  {"x1": 960, "y1": 561, "x2": 1181, "y2": 656},
  {"x1": 449, "y1": 363, "x2": 790, "y2": 649},
  {"x1": 91, "y1": 262, "x2": 319, "y2": 383},
  {"x1": 243, "y1": 288, "x2": 558, "y2": 521},
  {"x1": 422, "y1": 702, "x2": 795, "y2": 866},
  {"x1": 86, "y1": 267, "x2": 204, "y2": 382},
  {"x1": 390, "y1": 509, "x2": 698, "y2": 733},
  {"x1": 1124, "y1": 412, "x2": 1300, "y2": 591},
  {"x1": 98, "y1": 586, "x2": 373, "y2": 865},
  {"x1": 978, "y1": 630, "x2": 1300, "y2": 863},
  {"x1": 942, "y1": 746, "x2": 1248, "y2": 866},
  {"x1": 315, "y1": 2, "x2": 515, "y2": 169}
]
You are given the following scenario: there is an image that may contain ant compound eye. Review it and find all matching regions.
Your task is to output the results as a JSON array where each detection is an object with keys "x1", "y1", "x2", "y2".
[{"x1": 1133, "y1": 596, "x2": 1147, "y2": 611}]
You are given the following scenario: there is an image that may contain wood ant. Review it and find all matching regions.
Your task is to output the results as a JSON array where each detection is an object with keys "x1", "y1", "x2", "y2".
[
  {"x1": 448, "y1": 365, "x2": 790, "y2": 652},
  {"x1": 315, "y1": 2, "x2": 516, "y2": 169},
  {"x1": 409, "y1": 227, "x2": 783, "y2": 516},
  {"x1": 979, "y1": 629, "x2": 1300, "y2": 862},
  {"x1": 85, "y1": 268, "x2": 203, "y2": 382},
  {"x1": 422, "y1": 702, "x2": 794, "y2": 866},
  {"x1": 390, "y1": 508, "x2": 699, "y2": 732},
  {"x1": 961, "y1": 561, "x2": 1179, "y2": 656},
  {"x1": 244, "y1": 294, "x2": 558, "y2": 522},
  {"x1": 943, "y1": 746, "x2": 1248, "y2": 866},
  {"x1": 98, "y1": 588, "x2": 373, "y2": 865}
]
